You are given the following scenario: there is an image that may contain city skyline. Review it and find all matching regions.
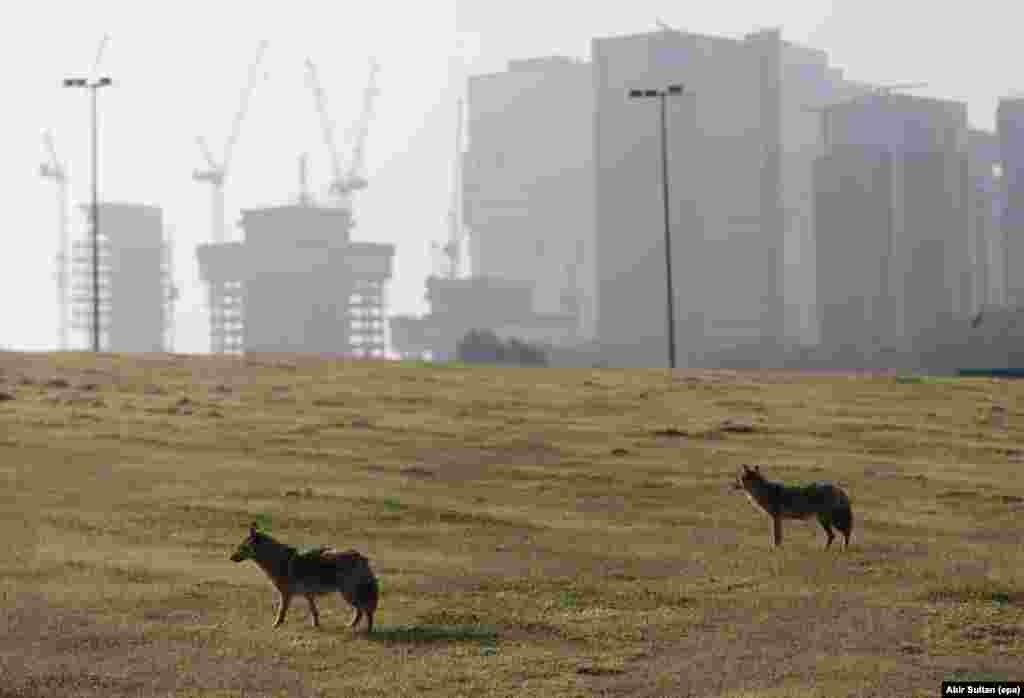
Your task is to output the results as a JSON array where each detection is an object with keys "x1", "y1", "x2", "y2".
[{"x1": 3, "y1": 0, "x2": 1021, "y2": 353}]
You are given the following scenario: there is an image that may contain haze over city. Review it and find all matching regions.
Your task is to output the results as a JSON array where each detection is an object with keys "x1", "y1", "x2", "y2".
[{"x1": 2, "y1": 0, "x2": 1021, "y2": 356}]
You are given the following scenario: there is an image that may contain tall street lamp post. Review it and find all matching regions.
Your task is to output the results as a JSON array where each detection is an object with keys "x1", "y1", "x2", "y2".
[
  {"x1": 63, "y1": 75, "x2": 113, "y2": 353},
  {"x1": 628, "y1": 83, "x2": 688, "y2": 369}
]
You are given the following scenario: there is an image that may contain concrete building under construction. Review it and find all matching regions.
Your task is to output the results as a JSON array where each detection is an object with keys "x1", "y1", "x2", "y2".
[
  {"x1": 389, "y1": 276, "x2": 579, "y2": 361},
  {"x1": 813, "y1": 92, "x2": 975, "y2": 362},
  {"x1": 196, "y1": 205, "x2": 394, "y2": 356},
  {"x1": 71, "y1": 202, "x2": 176, "y2": 352}
]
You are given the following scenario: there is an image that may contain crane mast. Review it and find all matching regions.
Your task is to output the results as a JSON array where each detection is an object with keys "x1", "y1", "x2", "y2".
[
  {"x1": 337, "y1": 58, "x2": 380, "y2": 201},
  {"x1": 91, "y1": 35, "x2": 111, "y2": 81},
  {"x1": 40, "y1": 130, "x2": 69, "y2": 350},
  {"x1": 297, "y1": 153, "x2": 313, "y2": 206},
  {"x1": 304, "y1": 58, "x2": 347, "y2": 207},
  {"x1": 304, "y1": 57, "x2": 381, "y2": 212},
  {"x1": 444, "y1": 97, "x2": 465, "y2": 278}
]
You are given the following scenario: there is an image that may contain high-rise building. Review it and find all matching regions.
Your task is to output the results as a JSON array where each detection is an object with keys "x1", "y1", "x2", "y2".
[
  {"x1": 813, "y1": 93, "x2": 973, "y2": 358},
  {"x1": 462, "y1": 56, "x2": 596, "y2": 340},
  {"x1": 592, "y1": 27, "x2": 855, "y2": 366},
  {"x1": 998, "y1": 97, "x2": 1024, "y2": 306},
  {"x1": 967, "y1": 129, "x2": 1003, "y2": 307}
]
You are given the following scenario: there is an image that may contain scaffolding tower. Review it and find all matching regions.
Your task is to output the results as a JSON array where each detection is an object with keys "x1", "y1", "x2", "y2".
[
  {"x1": 70, "y1": 235, "x2": 111, "y2": 351},
  {"x1": 208, "y1": 279, "x2": 245, "y2": 354},
  {"x1": 348, "y1": 277, "x2": 387, "y2": 357},
  {"x1": 70, "y1": 203, "x2": 172, "y2": 352}
]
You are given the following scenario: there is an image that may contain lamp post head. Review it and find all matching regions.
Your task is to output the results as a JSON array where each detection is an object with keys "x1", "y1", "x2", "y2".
[
  {"x1": 628, "y1": 85, "x2": 688, "y2": 99},
  {"x1": 63, "y1": 77, "x2": 113, "y2": 88}
]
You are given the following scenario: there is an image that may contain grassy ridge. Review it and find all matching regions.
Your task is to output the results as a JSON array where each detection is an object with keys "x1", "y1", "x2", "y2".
[{"x1": 1, "y1": 351, "x2": 1022, "y2": 697}]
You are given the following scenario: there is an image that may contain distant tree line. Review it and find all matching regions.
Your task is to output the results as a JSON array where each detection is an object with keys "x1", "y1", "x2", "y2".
[{"x1": 456, "y1": 329, "x2": 549, "y2": 367}]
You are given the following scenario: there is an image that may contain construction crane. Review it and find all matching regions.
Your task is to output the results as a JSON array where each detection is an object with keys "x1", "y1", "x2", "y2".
[
  {"x1": 863, "y1": 82, "x2": 930, "y2": 98},
  {"x1": 39, "y1": 130, "x2": 70, "y2": 350},
  {"x1": 193, "y1": 39, "x2": 269, "y2": 243},
  {"x1": 802, "y1": 103, "x2": 838, "y2": 152},
  {"x1": 305, "y1": 57, "x2": 381, "y2": 210},
  {"x1": 803, "y1": 82, "x2": 929, "y2": 150},
  {"x1": 429, "y1": 241, "x2": 447, "y2": 278},
  {"x1": 92, "y1": 34, "x2": 111, "y2": 80},
  {"x1": 441, "y1": 97, "x2": 466, "y2": 279},
  {"x1": 338, "y1": 58, "x2": 380, "y2": 200},
  {"x1": 304, "y1": 58, "x2": 346, "y2": 208},
  {"x1": 162, "y1": 224, "x2": 179, "y2": 352},
  {"x1": 561, "y1": 239, "x2": 588, "y2": 331},
  {"x1": 296, "y1": 153, "x2": 314, "y2": 206}
]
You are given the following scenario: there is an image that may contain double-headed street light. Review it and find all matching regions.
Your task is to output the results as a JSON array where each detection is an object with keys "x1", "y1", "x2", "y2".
[
  {"x1": 628, "y1": 83, "x2": 688, "y2": 370},
  {"x1": 63, "y1": 76, "x2": 113, "y2": 353}
]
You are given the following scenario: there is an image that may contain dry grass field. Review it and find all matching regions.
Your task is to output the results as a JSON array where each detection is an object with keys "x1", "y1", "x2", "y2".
[{"x1": 0, "y1": 350, "x2": 1022, "y2": 697}]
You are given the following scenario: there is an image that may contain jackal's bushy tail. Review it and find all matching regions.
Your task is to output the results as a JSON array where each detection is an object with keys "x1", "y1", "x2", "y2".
[
  {"x1": 359, "y1": 575, "x2": 380, "y2": 614},
  {"x1": 833, "y1": 501, "x2": 853, "y2": 539}
]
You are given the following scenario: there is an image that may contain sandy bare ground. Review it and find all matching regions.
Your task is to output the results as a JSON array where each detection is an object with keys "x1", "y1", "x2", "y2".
[
  {"x1": 0, "y1": 595, "x2": 319, "y2": 698},
  {"x1": 1, "y1": 351, "x2": 1022, "y2": 696}
]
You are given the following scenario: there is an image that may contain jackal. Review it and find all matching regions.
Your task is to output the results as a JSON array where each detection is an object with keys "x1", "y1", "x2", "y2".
[
  {"x1": 733, "y1": 464, "x2": 854, "y2": 550},
  {"x1": 230, "y1": 523, "x2": 379, "y2": 632}
]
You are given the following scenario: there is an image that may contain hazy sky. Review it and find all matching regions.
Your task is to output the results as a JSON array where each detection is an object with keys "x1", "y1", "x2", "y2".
[{"x1": 3, "y1": 1, "x2": 1020, "y2": 352}]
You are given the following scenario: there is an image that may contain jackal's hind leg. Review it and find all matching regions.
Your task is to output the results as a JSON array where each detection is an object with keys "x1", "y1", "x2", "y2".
[
  {"x1": 349, "y1": 608, "x2": 363, "y2": 629},
  {"x1": 772, "y1": 516, "x2": 783, "y2": 548},
  {"x1": 306, "y1": 595, "x2": 321, "y2": 628},
  {"x1": 817, "y1": 513, "x2": 835, "y2": 549}
]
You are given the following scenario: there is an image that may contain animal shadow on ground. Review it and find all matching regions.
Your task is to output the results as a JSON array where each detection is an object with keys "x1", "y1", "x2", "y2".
[{"x1": 368, "y1": 623, "x2": 499, "y2": 646}]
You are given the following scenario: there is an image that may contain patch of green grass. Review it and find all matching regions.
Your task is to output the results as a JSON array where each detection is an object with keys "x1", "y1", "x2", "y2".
[
  {"x1": 380, "y1": 497, "x2": 405, "y2": 513},
  {"x1": 558, "y1": 590, "x2": 579, "y2": 610},
  {"x1": 920, "y1": 581, "x2": 1024, "y2": 606}
]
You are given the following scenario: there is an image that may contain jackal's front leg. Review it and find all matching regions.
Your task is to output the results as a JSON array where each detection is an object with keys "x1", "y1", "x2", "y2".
[
  {"x1": 273, "y1": 592, "x2": 292, "y2": 628},
  {"x1": 772, "y1": 517, "x2": 783, "y2": 548}
]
